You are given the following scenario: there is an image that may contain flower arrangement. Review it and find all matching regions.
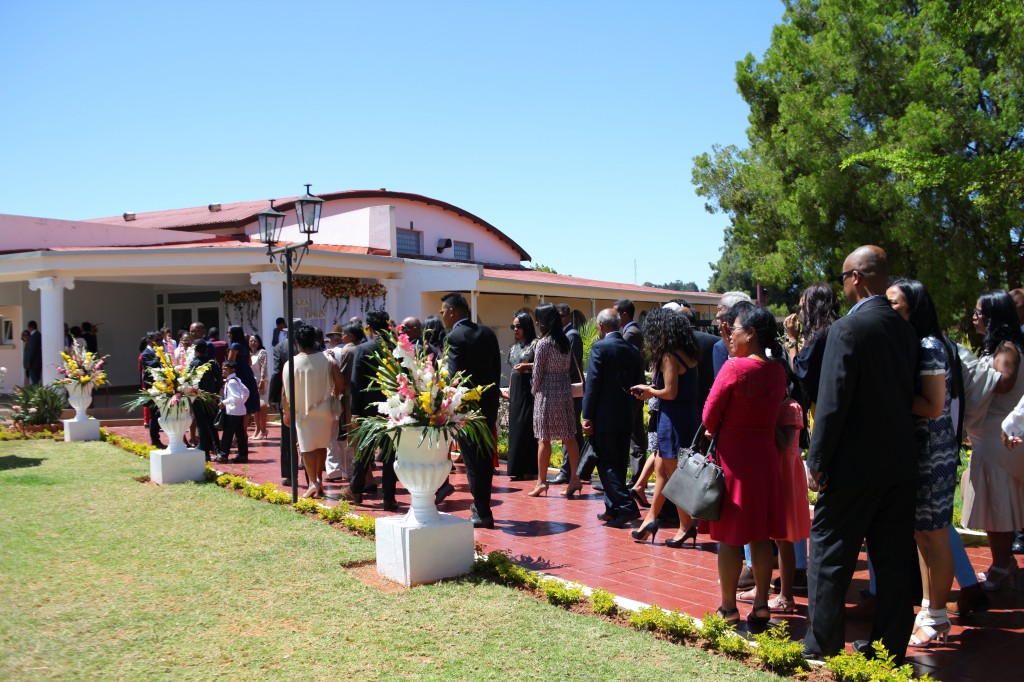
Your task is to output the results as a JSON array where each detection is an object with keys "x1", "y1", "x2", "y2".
[
  {"x1": 349, "y1": 325, "x2": 493, "y2": 456},
  {"x1": 125, "y1": 346, "x2": 216, "y2": 414},
  {"x1": 56, "y1": 346, "x2": 109, "y2": 387}
]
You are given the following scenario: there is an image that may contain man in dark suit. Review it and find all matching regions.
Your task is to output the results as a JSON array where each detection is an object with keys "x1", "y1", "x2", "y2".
[
  {"x1": 803, "y1": 245, "x2": 919, "y2": 663},
  {"x1": 680, "y1": 305, "x2": 719, "y2": 411},
  {"x1": 552, "y1": 303, "x2": 586, "y2": 485},
  {"x1": 272, "y1": 318, "x2": 301, "y2": 486},
  {"x1": 614, "y1": 299, "x2": 647, "y2": 488},
  {"x1": 583, "y1": 308, "x2": 643, "y2": 527},
  {"x1": 25, "y1": 320, "x2": 42, "y2": 385},
  {"x1": 343, "y1": 310, "x2": 398, "y2": 511},
  {"x1": 440, "y1": 292, "x2": 501, "y2": 529},
  {"x1": 140, "y1": 331, "x2": 165, "y2": 447}
]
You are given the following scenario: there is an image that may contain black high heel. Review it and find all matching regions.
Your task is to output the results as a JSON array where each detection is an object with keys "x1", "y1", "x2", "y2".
[
  {"x1": 630, "y1": 521, "x2": 659, "y2": 543},
  {"x1": 665, "y1": 525, "x2": 698, "y2": 548}
]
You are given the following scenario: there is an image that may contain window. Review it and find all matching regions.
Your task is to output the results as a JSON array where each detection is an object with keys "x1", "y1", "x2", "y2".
[
  {"x1": 453, "y1": 240, "x2": 473, "y2": 260},
  {"x1": 397, "y1": 228, "x2": 422, "y2": 255}
]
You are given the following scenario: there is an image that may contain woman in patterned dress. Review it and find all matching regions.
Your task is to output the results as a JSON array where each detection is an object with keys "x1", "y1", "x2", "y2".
[
  {"x1": 529, "y1": 304, "x2": 582, "y2": 498},
  {"x1": 886, "y1": 279, "x2": 957, "y2": 646}
]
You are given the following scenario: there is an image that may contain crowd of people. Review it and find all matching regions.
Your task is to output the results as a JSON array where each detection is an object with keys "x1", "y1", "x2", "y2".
[{"x1": 131, "y1": 245, "x2": 1024, "y2": 663}]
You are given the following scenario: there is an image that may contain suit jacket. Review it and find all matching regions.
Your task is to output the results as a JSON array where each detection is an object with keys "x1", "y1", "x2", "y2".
[
  {"x1": 140, "y1": 346, "x2": 161, "y2": 388},
  {"x1": 564, "y1": 323, "x2": 584, "y2": 383},
  {"x1": 806, "y1": 296, "x2": 918, "y2": 488},
  {"x1": 25, "y1": 329, "x2": 42, "y2": 372},
  {"x1": 445, "y1": 319, "x2": 501, "y2": 424},
  {"x1": 582, "y1": 331, "x2": 642, "y2": 433},
  {"x1": 352, "y1": 336, "x2": 387, "y2": 418},
  {"x1": 621, "y1": 321, "x2": 644, "y2": 356},
  {"x1": 269, "y1": 337, "x2": 297, "y2": 404},
  {"x1": 693, "y1": 330, "x2": 719, "y2": 409}
]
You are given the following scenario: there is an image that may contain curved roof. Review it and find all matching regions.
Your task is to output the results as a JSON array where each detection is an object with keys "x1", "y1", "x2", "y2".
[{"x1": 86, "y1": 189, "x2": 530, "y2": 261}]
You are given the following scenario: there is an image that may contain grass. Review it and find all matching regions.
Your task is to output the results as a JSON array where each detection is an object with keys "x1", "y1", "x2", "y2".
[{"x1": 0, "y1": 440, "x2": 781, "y2": 681}]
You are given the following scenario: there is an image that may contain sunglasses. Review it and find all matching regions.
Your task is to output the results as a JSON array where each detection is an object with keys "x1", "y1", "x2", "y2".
[
  {"x1": 835, "y1": 269, "x2": 858, "y2": 283},
  {"x1": 510, "y1": 324, "x2": 522, "y2": 330}
]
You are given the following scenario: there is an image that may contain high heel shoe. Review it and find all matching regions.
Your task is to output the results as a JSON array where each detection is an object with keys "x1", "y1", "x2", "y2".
[
  {"x1": 630, "y1": 488, "x2": 651, "y2": 508},
  {"x1": 908, "y1": 618, "x2": 951, "y2": 647},
  {"x1": 527, "y1": 482, "x2": 549, "y2": 497},
  {"x1": 631, "y1": 521, "x2": 659, "y2": 543},
  {"x1": 561, "y1": 481, "x2": 583, "y2": 498},
  {"x1": 664, "y1": 526, "x2": 698, "y2": 548},
  {"x1": 978, "y1": 562, "x2": 1019, "y2": 591}
]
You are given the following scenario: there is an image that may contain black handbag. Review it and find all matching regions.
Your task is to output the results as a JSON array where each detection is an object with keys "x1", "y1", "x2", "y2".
[
  {"x1": 662, "y1": 424, "x2": 725, "y2": 521},
  {"x1": 212, "y1": 409, "x2": 226, "y2": 431}
]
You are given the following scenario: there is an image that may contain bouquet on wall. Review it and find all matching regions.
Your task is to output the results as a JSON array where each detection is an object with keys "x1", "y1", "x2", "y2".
[
  {"x1": 349, "y1": 325, "x2": 493, "y2": 457},
  {"x1": 56, "y1": 346, "x2": 109, "y2": 388},
  {"x1": 125, "y1": 346, "x2": 216, "y2": 414}
]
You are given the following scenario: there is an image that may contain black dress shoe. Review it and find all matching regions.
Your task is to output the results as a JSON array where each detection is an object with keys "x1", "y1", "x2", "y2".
[
  {"x1": 435, "y1": 481, "x2": 455, "y2": 505},
  {"x1": 281, "y1": 478, "x2": 292, "y2": 487},
  {"x1": 605, "y1": 510, "x2": 641, "y2": 528},
  {"x1": 591, "y1": 480, "x2": 605, "y2": 492},
  {"x1": 549, "y1": 473, "x2": 570, "y2": 485},
  {"x1": 801, "y1": 646, "x2": 824, "y2": 662},
  {"x1": 851, "y1": 640, "x2": 875, "y2": 658},
  {"x1": 596, "y1": 510, "x2": 615, "y2": 522},
  {"x1": 470, "y1": 512, "x2": 495, "y2": 529},
  {"x1": 381, "y1": 499, "x2": 399, "y2": 512},
  {"x1": 232, "y1": 456, "x2": 249, "y2": 463}
]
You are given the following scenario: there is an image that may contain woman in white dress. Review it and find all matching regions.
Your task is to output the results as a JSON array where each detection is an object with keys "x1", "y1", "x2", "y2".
[
  {"x1": 282, "y1": 325, "x2": 345, "y2": 498},
  {"x1": 249, "y1": 334, "x2": 269, "y2": 439}
]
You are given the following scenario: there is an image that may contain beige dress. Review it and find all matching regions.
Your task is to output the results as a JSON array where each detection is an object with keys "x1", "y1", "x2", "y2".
[
  {"x1": 283, "y1": 352, "x2": 335, "y2": 452},
  {"x1": 962, "y1": 351, "x2": 1024, "y2": 531}
]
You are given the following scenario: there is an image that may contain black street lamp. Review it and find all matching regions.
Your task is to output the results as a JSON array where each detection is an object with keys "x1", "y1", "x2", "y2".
[{"x1": 257, "y1": 186, "x2": 324, "y2": 503}]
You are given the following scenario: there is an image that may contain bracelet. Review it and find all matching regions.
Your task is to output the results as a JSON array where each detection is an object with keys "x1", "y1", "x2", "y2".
[{"x1": 783, "y1": 338, "x2": 798, "y2": 350}]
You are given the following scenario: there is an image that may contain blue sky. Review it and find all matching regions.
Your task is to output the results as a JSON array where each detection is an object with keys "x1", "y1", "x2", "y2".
[{"x1": 0, "y1": 1, "x2": 783, "y2": 290}]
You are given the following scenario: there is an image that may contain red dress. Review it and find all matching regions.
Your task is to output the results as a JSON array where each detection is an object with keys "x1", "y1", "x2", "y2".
[
  {"x1": 773, "y1": 397, "x2": 811, "y2": 543},
  {"x1": 702, "y1": 357, "x2": 786, "y2": 546}
]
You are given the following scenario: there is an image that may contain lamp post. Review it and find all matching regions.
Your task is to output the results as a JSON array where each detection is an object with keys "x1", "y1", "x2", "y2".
[{"x1": 257, "y1": 186, "x2": 324, "y2": 503}]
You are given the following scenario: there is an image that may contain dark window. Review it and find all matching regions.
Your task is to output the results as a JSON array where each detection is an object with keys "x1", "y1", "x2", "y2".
[
  {"x1": 453, "y1": 240, "x2": 473, "y2": 260},
  {"x1": 397, "y1": 229, "x2": 422, "y2": 255},
  {"x1": 167, "y1": 291, "x2": 221, "y2": 304}
]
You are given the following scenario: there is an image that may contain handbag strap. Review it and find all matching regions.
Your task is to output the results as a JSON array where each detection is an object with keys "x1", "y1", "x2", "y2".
[{"x1": 689, "y1": 422, "x2": 721, "y2": 464}]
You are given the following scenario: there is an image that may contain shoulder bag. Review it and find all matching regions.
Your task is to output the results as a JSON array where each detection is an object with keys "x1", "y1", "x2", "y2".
[
  {"x1": 662, "y1": 424, "x2": 725, "y2": 521},
  {"x1": 570, "y1": 353, "x2": 584, "y2": 399}
]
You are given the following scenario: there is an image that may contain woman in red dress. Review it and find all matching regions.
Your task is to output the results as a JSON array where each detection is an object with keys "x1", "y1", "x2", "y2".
[{"x1": 702, "y1": 305, "x2": 787, "y2": 630}]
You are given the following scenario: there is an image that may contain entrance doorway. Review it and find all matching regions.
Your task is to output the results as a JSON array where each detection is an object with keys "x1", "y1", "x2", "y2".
[{"x1": 168, "y1": 306, "x2": 221, "y2": 336}]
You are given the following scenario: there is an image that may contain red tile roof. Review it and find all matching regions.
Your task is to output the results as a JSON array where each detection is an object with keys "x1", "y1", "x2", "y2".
[
  {"x1": 86, "y1": 189, "x2": 530, "y2": 260},
  {"x1": 482, "y1": 267, "x2": 719, "y2": 299}
]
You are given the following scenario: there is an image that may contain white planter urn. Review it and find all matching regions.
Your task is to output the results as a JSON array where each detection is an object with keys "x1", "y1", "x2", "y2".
[
  {"x1": 158, "y1": 401, "x2": 193, "y2": 454},
  {"x1": 151, "y1": 399, "x2": 205, "y2": 485},
  {"x1": 66, "y1": 381, "x2": 94, "y2": 422},
  {"x1": 391, "y1": 427, "x2": 453, "y2": 524}
]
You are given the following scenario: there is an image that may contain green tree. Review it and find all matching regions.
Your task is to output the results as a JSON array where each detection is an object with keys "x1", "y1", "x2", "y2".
[
  {"x1": 529, "y1": 262, "x2": 559, "y2": 274},
  {"x1": 693, "y1": 0, "x2": 1024, "y2": 325},
  {"x1": 641, "y1": 279, "x2": 703, "y2": 292}
]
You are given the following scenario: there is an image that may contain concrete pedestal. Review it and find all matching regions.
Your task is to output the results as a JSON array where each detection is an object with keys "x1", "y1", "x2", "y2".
[
  {"x1": 376, "y1": 512, "x2": 475, "y2": 586},
  {"x1": 64, "y1": 418, "x2": 101, "y2": 442},
  {"x1": 150, "y1": 448, "x2": 206, "y2": 485}
]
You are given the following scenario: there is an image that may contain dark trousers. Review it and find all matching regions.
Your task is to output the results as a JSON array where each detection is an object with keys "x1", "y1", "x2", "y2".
[
  {"x1": 149, "y1": 404, "x2": 162, "y2": 445},
  {"x1": 28, "y1": 365, "x2": 42, "y2": 385},
  {"x1": 804, "y1": 483, "x2": 920, "y2": 663},
  {"x1": 280, "y1": 423, "x2": 297, "y2": 479},
  {"x1": 593, "y1": 430, "x2": 636, "y2": 517},
  {"x1": 218, "y1": 414, "x2": 248, "y2": 459},
  {"x1": 462, "y1": 417, "x2": 497, "y2": 520},
  {"x1": 626, "y1": 400, "x2": 647, "y2": 488},
  {"x1": 194, "y1": 404, "x2": 216, "y2": 455},
  {"x1": 350, "y1": 440, "x2": 396, "y2": 502},
  {"x1": 559, "y1": 397, "x2": 585, "y2": 478}
]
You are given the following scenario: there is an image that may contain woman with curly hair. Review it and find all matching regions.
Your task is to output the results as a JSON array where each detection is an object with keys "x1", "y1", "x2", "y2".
[
  {"x1": 962, "y1": 290, "x2": 1024, "y2": 590},
  {"x1": 629, "y1": 306, "x2": 702, "y2": 544},
  {"x1": 529, "y1": 304, "x2": 582, "y2": 498},
  {"x1": 783, "y1": 282, "x2": 839, "y2": 414}
]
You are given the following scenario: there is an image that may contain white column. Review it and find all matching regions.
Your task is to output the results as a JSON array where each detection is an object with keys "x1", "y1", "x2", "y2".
[
  {"x1": 251, "y1": 271, "x2": 285, "y2": 373},
  {"x1": 470, "y1": 290, "x2": 479, "y2": 323},
  {"x1": 28, "y1": 276, "x2": 75, "y2": 385},
  {"x1": 591, "y1": 298, "x2": 596, "y2": 320},
  {"x1": 382, "y1": 278, "x2": 403, "y2": 317}
]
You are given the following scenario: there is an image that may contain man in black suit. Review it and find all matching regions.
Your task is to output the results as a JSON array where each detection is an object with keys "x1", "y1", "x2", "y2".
[
  {"x1": 615, "y1": 299, "x2": 647, "y2": 488},
  {"x1": 343, "y1": 310, "x2": 398, "y2": 511},
  {"x1": 582, "y1": 308, "x2": 643, "y2": 526},
  {"x1": 24, "y1": 320, "x2": 42, "y2": 385},
  {"x1": 440, "y1": 292, "x2": 501, "y2": 529},
  {"x1": 552, "y1": 303, "x2": 586, "y2": 485},
  {"x1": 802, "y1": 245, "x2": 919, "y2": 663},
  {"x1": 272, "y1": 318, "x2": 301, "y2": 486},
  {"x1": 140, "y1": 331, "x2": 165, "y2": 447},
  {"x1": 680, "y1": 305, "x2": 719, "y2": 412}
]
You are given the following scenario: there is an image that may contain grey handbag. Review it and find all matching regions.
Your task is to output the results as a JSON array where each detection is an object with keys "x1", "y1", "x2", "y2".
[{"x1": 662, "y1": 424, "x2": 724, "y2": 521}]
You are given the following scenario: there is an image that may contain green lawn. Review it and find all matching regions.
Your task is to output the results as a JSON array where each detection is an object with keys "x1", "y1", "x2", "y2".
[{"x1": 0, "y1": 440, "x2": 780, "y2": 681}]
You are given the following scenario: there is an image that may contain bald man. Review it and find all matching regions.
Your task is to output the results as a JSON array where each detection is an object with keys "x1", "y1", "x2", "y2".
[{"x1": 803, "y1": 245, "x2": 920, "y2": 663}]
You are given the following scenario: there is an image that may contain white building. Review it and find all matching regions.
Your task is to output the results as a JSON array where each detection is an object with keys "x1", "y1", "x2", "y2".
[{"x1": 0, "y1": 189, "x2": 720, "y2": 390}]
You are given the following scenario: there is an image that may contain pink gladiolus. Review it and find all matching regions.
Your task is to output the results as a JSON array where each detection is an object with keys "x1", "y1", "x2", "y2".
[
  {"x1": 397, "y1": 333, "x2": 415, "y2": 353},
  {"x1": 169, "y1": 394, "x2": 180, "y2": 406}
]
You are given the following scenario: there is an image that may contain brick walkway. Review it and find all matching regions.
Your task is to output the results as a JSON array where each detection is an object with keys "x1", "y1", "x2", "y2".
[{"x1": 108, "y1": 422, "x2": 1023, "y2": 681}]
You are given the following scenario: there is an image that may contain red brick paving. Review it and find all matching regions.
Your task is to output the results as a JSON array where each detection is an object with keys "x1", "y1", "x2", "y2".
[{"x1": 108, "y1": 422, "x2": 1024, "y2": 681}]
